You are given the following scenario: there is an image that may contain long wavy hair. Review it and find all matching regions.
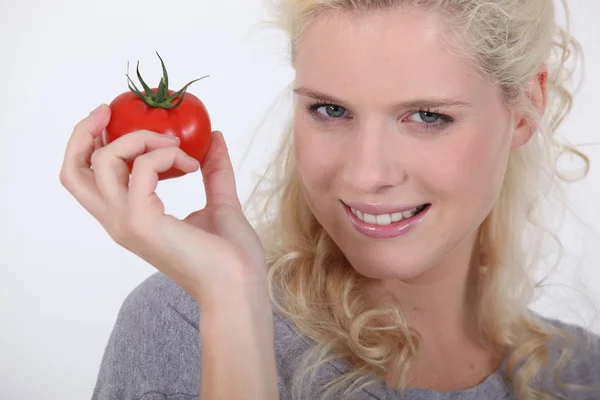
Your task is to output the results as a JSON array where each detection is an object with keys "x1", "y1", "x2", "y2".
[{"x1": 242, "y1": 0, "x2": 593, "y2": 398}]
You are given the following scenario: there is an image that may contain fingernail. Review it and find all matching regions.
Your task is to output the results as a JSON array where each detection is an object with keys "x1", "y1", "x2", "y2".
[
  {"x1": 215, "y1": 131, "x2": 227, "y2": 147},
  {"x1": 163, "y1": 134, "x2": 180, "y2": 142}
]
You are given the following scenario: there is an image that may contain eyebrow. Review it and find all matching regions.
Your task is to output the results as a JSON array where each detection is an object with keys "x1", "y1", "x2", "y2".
[{"x1": 292, "y1": 86, "x2": 474, "y2": 109}]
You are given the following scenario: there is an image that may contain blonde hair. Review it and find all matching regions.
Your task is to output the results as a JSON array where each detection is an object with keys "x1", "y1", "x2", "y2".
[{"x1": 243, "y1": 0, "x2": 593, "y2": 398}]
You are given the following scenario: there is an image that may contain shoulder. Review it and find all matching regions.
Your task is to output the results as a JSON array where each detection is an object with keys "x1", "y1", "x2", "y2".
[
  {"x1": 92, "y1": 272, "x2": 201, "y2": 399},
  {"x1": 118, "y1": 271, "x2": 200, "y2": 328},
  {"x1": 116, "y1": 271, "x2": 311, "y2": 352},
  {"x1": 533, "y1": 312, "x2": 600, "y2": 393},
  {"x1": 93, "y1": 272, "x2": 321, "y2": 400},
  {"x1": 120, "y1": 272, "x2": 308, "y2": 351},
  {"x1": 538, "y1": 313, "x2": 600, "y2": 364},
  {"x1": 117, "y1": 271, "x2": 313, "y2": 357}
]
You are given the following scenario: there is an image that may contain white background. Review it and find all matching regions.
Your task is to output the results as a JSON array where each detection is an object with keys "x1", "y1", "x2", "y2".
[{"x1": 0, "y1": 1, "x2": 598, "y2": 399}]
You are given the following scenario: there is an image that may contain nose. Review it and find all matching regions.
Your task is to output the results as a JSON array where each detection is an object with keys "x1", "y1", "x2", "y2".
[{"x1": 341, "y1": 121, "x2": 407, "y2": 194}]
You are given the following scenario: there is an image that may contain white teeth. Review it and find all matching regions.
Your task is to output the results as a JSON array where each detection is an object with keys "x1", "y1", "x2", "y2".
[
  {"x1": 363, "y1": 213, "x2": 377, "y2": 224},
  {"x1": 350, "y1": 205, "x2": 425, "y2": 226},
  {"x1": 376, "y1": 214, "x2": 392, "y2": 225},
  {"x1": 391, "y1": 212, "x2": 403, "y2": 222}
]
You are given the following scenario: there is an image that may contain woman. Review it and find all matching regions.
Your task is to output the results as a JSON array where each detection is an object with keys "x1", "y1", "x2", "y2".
[{"x1": 60, "y1": 0, "x2": 599, "y2": 399}]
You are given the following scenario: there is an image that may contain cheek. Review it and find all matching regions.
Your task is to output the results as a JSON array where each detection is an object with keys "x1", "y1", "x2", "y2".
[
  {"x1": 293, "y1": 120, "x2": 338, "y2": 193},
  {"x1": 417, "y1": 126, "x2": 510, "y2": 200}
]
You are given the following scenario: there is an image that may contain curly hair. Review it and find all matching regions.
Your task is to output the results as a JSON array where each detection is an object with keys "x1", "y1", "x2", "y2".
[{"x1": 243, "y1": 0, "x2": 593, "y2": 398}]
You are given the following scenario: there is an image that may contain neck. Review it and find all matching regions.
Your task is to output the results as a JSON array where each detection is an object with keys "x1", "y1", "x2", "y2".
[
  {"x1": 371, "y1": 229, "x2": 484, "y2": 343},
  {"x1": 366, "y1": 230, "x2": 505, "y2": 390}
]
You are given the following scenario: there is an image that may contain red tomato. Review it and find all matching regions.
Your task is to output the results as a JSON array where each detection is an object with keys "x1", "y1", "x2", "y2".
[{"x1": 104, "y1": 52, "x2": 211, "y2": 180}]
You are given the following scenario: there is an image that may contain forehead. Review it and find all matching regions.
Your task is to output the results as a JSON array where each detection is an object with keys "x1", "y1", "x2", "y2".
[{"x1": 294, "y1": 8, "x2": 487, "y2": 106}]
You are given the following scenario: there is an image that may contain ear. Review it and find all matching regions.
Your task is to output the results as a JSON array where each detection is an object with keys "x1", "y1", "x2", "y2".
[{"x1": 511, "y1": 64, "x2": 548, "y2": 148}]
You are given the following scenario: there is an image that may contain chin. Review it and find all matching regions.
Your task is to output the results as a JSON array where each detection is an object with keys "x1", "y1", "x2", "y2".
[{"x1": 342, "y1": 249, "x2": 439, "y2": 281}]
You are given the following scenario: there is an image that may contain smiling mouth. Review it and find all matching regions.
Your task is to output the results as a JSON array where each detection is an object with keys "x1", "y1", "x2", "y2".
[{"x1": 348, "y1": 203, "x2": 430, "y2": 226}]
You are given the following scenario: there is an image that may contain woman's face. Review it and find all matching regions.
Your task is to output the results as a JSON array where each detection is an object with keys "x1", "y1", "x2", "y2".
[{"x1": 292, "y1": 8, "x2": 534, "y2": 281}]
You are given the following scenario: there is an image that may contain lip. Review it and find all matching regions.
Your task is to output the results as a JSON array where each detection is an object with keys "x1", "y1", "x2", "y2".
[
  {"x1": 342, "y1": 202, "x2": 430, "y2": 239},
  {"x1": 342, "y1": 201, "x2": 426, "y2": 215}
]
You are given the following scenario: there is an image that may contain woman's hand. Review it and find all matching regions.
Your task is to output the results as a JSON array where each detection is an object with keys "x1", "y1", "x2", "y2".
[{"x1": 59, "y1": 104, "x2": 267, "y2": 304}]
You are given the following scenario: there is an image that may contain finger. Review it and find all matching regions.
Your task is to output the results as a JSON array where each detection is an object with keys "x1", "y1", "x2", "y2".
[
  {"x1": 200, "y1": 131, "x2": 242, "y2": 210},
  {"x1": 91, "y1": 130, "x2": 181, "y2": 207},
  {"x1": 60, "y1": 104, "x2": 111, "y2": 218},
  {"x1": 63, "y1": 104, "x2": 110, "y2": 170},
  {"x1": 129, "y1": 146, "x2": 200, "y2": 211},
  {"x1": 94, "y1": 129, "x2": 105, "y2": 151}
]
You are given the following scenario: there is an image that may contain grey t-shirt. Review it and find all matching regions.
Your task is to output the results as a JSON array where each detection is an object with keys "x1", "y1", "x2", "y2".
[{"x1": 91, "y1": 272, "x2": 600, "y2": 400}]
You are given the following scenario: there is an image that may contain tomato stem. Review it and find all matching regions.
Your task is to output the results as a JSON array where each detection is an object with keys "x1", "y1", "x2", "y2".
[{"x1": 125, "y1": 51, "x2": 208, "y2": 109}]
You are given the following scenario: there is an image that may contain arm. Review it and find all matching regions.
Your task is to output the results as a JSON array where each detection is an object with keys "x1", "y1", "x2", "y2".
[
  {"x1": 62, "y1": 107, "x2": 280, "y2": 400},
  {"x1": 199, "y1": 277, "x2": 279, "y2": 400}
]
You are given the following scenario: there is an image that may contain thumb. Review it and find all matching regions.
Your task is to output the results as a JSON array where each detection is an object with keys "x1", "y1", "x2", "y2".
[{"x1": 200, "y1": 130, "x2": 242, "y2": 210}]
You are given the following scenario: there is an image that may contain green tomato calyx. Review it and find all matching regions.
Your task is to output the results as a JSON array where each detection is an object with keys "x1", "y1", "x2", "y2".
[{"x1": 126, "y1": 51, "x2": 208, "y2": 109}]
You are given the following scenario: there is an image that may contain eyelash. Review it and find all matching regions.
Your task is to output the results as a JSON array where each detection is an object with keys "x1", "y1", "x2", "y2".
[{"x1": 306, "y1": 100, "x2": 454, "y2": 132}]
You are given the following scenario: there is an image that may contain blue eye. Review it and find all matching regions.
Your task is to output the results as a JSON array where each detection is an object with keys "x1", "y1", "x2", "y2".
[
  {"x1": 415, "y1": 111, "x2": 440, "y2": 123},
  {"x1": 405, "y1": 109, "x2": 453, "y2": 131},
  {"x1": 319, "y1": 104, "x2": 347, "y2": 118},
  {"x1": 307, "y1": 102, "x2": 349, "y2": 120},
  {"x1": 305, "y1": 101, "x2": 453, "y2": 132}
]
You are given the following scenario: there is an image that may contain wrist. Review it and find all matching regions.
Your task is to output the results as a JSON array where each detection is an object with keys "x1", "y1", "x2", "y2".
[
  {"x1": 197, "y1": 270, "x2": 271, "y2": 315},
  {"x1": 199, "y1": 278, "x2": 275, "y2": 345}
]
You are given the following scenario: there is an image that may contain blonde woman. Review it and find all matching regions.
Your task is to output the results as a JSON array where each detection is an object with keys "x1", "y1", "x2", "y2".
[{"x1": 60, "y1": 0, "x2": 599, "y2": 399}]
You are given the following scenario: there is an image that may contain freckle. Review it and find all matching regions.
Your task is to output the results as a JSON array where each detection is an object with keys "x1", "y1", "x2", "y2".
[{"x1": 470, "y1": 362, "x2": 475, "y2": 369}]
